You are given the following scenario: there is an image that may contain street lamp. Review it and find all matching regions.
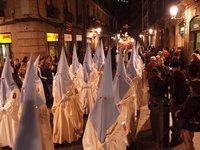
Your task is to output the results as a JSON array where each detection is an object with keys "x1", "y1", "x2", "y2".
[
  {"x1": 96, "y1": 28, "x2": 102, "y2": 34},
  {"x1": 148, "y1": 29, "x2": 153, "y2": 47},
  {"x1": 170, "y1": 5, "x2": 179, "y2": 19},
  {"x1": 149, "y1": 29, "x2": 153, "y2": 35}
]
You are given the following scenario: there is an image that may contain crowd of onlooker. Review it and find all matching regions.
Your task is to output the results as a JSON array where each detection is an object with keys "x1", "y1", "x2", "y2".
[
  {"x1": 143, "y1": 46, "x2": 200, "y2": 149},
  {"x1": 0, "y1": 55, "x2": 59, "y2": 107}
]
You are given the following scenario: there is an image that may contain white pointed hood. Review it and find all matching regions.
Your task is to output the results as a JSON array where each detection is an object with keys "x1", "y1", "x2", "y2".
[
  {"x1": 90, "y1": 50, "x2": 120, "y2": 143},
  {"x1": 83, "y1": 44, "x2": 93, "y2": 82},
  {"x1": 113, "y1": 49, "x2": 130, "y2": 103},
  {"x1": 54, "y1": 48, "x2": 73, "y2": 101},
  {"x1": 14, "y1": 54, "x2": 42, "y2": 150},
  {"x1": 126, "y1": 46, "x2": 138, "y2": 79},
  {"x1": 93, "y1": 40, "x2": 105, "y2": 70},
  {"x1": 34, "y1": 55, "x2": 40, "y2": 81},
  {"x1": 21, "y1": 54, "x2": 44, "y2": 106},
  {"x1": 14, "y1": 90, "x2": 42, "y2": 150},
  {"x1": 135, "y1": 42, "x2": 142, "y2": 68},
  {"x1": 115, "y1": 48, "x2": 127, "y2": 79},
  {"x1": 0, "y1": 49, "x2": 16, "y2": 107},
  {"x1": 72, "y1": 44, "x2": 80, "y2": 75}
]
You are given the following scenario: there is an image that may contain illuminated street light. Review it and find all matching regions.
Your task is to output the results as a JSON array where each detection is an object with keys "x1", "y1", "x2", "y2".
[
  {"x1": 149, "y1": 29, "x2": 153, "y2": 35},
  {"x1": 96, "y1": 28, "x2": 102, "y2": 34},
  {"x1": 139, "y1": 34, "x2": 143, "y2": 38},
  {"x1": 170, "y1": 5, "x2": 179, "y2": 19}
]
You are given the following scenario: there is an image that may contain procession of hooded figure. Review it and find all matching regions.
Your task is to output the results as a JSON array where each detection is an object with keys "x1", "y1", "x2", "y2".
[{"x1": 0, "y1": 39, "x2": 145, "y2": 150}]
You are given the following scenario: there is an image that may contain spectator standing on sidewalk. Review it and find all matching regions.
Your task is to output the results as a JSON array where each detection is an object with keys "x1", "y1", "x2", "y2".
[
  {"x1": 188, "y1": 53, "x2": 200, "y2": 79},
  {"x1": 38, "y1": 56, "x2": 53, "y2": 107},
  {"x1": 170, "y1": 70, "x2": 190, "y2": 146},
  {"x1": 176, "y1": 79, "x2": 200, "y2": 150},
  {"x1": 148, "y1": 67, "x2": 167, "y2": 145}
]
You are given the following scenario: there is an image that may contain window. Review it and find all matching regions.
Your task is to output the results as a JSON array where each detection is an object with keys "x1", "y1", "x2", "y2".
[
  {"x1": 0, "y1": 0, "x2": 5, "y2": 17},
  {"x1": 76, "y1": 0, "x2": 82, "y2": 24},
  {"x1": 46, "y1": 0, "x2": 60, "y2": 19}
]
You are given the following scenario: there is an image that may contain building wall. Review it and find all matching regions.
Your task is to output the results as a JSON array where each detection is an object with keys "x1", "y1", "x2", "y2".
[
  {"x1": 141, "y1": 0, "x2": 200, "y2": 65},
  {"x1": 0, "y1": 0, "x2": 116, "y2": 61},
  {"x1": 0, "y1": 21, "x2": 61, "y2": 59}
]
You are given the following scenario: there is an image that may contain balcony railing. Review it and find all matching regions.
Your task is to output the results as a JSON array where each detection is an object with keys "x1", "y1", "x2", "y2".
[{"x1": 46, "y1": 4, "x2": 60, "y2": 19}]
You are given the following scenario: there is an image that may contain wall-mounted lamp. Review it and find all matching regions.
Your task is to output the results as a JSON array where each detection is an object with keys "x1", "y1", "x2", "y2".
[
  {"x1": 170, "y1": 5, "x2": 179, "y2": 19},
  {"x1": 139, "y1": 34, "x2": 143, "y2": 38},
  {"x1": 96, "y1": 27, "x2": 102, "y2": 34},
  {"x1": 149, "y1": 29, "x2": 153, "y2": 35},
  {"x1": 169, "y1": 5, "x2": 185, "y2": 20}
]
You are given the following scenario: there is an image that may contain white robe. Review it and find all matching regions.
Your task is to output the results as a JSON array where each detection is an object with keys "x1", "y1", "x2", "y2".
[
  {"x1": 52, "y1": 84, "x2": 83, "y2": 144},
  {"x1": 81, "y1": 69, "x2": 100, "y2": 114},
  {"x1": 37, "y1": 104, "x2": 54, "y2": 150},
  {"x1": 0, "y1": 87, "x2": 20, "y2": 148},
  {"x1": 83, "y1": 86, "x2": 135, "y2": 150},
  {"x1": 69, "y1": 65, "x2": 84, "y2": 93}
]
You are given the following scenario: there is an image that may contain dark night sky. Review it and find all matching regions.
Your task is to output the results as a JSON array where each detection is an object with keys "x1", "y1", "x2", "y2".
[
  {"x1": 104, "y1": 0, "x2": 142, "y2": 36},
  {"x1": 96, "y1": 0, "x2": 142, "y2": 37}
]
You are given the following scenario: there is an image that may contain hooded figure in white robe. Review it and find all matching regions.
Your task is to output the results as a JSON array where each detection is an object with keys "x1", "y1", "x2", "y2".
[
  {"x1": 126, "y1": 43, "x2": 144, "y2": 112},
  {"x1": 126, "y1": 46, "x2": 138, "y2": 80},
  {"x1": 0, "y1": 50, "x2": 20, "y2": 148},
  {"x1": 83, "y1": 50, "x2": 128, "y2": 150},
  {"x1": 52, "y1": 48, "x2": 83, "y2": 144},
  {"x1": 113, "y1": 49, "x2": 130, "y2": 104},
  {"x1": 81, "y1": 44, "x2": 100, "y2": 114},
  {"x1": 93, "y1": 40, "x2": 105, "y2": 71},
  {"x1": 69, "y1": 44, "x2": 83, "y2": 92},
  {"x1": 19, "y1": 55, "x2": 54, "y2": 150},
  {"x1": 13, "y1": 56, "x2": 42, "y2": 150},
  {"x1": 113, "y1": 49, "x2": 136, "y2": 144}
]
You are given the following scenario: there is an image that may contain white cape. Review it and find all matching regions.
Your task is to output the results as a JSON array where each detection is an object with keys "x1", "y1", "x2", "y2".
[
  {"x1": 0, "y1": 88, "x2": 20, "y2": 147},
  {"x1": 52, "y1": 82, "x2": 83, "y2": 144}
]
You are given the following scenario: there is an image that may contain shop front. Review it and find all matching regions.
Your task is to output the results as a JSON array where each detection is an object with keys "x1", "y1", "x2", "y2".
[
  {"x1": 47, "y1": 33, "x2": 59, "y2": 57},
  {"x1": 0, "y1": 33, "x2": 12, "y2": 63}
]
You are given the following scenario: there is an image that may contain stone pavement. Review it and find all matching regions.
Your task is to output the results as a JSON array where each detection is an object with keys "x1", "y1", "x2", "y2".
[{"x1": 133, "y1": 105, "x2": 200, "y2": 150}]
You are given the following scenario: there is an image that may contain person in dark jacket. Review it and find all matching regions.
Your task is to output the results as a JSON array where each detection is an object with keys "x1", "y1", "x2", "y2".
[
  {"x1": 176, "y1": 79, "x2": 200, "y2": 150},
  {"x1": 148, "y1": 67, "x2": 167, "y2": 145},
  {"x1": 170, "y1": 70, "x2": 190, "y2": 146},
  {"x1": 188, "y1": 53, "x2": 200, "y2": 79}
]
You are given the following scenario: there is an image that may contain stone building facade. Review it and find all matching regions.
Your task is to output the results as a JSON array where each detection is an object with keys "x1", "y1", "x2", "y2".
[
  {"x1": 141, "y1": 0, "x2": 200, "y2": 66},
  {"x1": 0, "y1": 0, "x2": 116, "y2": 62}
]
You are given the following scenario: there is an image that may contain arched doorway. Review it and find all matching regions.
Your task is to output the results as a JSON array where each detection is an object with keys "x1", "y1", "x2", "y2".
[{"x1": 190, "y1": 16, "x2": 200, "y2": 51}]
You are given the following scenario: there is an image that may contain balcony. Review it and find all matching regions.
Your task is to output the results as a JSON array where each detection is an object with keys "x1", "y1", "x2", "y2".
[
  {"x1": 46, "y1": 4, "x2": 60, "y2": 19},
  {"x1": 64, "y1": 10, "x2": 73, "y2": 23}
]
